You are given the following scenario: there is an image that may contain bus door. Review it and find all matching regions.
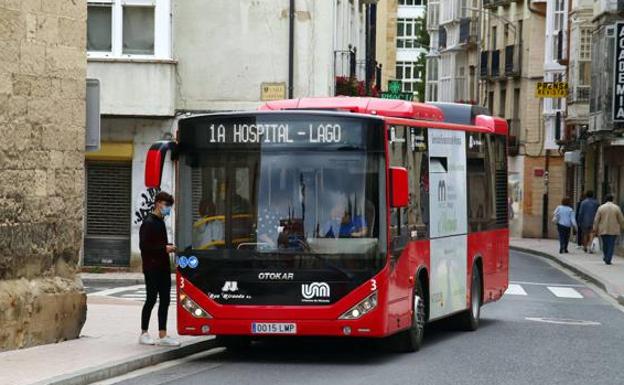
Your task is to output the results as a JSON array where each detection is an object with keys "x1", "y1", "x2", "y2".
[{"x1": 426, "y1": 128, "x2": 469, "y2": 320}]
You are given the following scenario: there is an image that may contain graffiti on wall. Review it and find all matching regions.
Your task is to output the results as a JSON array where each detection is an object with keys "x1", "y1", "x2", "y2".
[{"x1": 134, "y1": 187, "x2": 161, "y2": 224}]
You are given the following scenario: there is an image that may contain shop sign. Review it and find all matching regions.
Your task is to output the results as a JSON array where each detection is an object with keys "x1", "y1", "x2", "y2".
[
  {"x1": 535, "y1": 82, "x2": 568, "y2": 98},
  {"x1": 613, "y1": 22, "x2": 624, "y2": 122}
]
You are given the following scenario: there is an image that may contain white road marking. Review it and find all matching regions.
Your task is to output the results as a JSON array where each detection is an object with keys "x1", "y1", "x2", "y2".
[
  {"x1": 510, "y1": 280, "x2": 585, "y2": 288},
  {"x1": 88, "y1": 285, "x2": 145, "y2": 297},
  {"x1": 547, "y1": 286, "x2": 584, "y2": 299},
  {"x1": 525, "y1": 317, "x2": 600, "y2": 326},
  {"x1": 505, "y1": 284, "x2": 528, "y2": 296}
]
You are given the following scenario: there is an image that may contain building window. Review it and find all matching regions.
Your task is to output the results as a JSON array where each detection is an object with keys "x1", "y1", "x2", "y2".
[
  {"x1": 397, "y1": 18, "x2": 424, "y2": 49},
  {"x1": 122, "y1": 6, "x2": 155, "y2": 55},
  {"x1": 427, "y1": 1, "x2": 439, "y2": 30},
  {"x1": 87, "y1": 4, "x2": 112, "y2": 52},
  {"x1": 552, "y1": 0, "x2": 566, "y2": 61},
  {"x1": 396, "y1": 60, "x2": 423, "y2": 95},
  {"x1": 579, "y1": 28, "x2": 591, "y2": 60},
  {"x1": 399, "y1": 0, "x2": 425, "y2": 5},
  {"x1": 87, "y1": 0, "x2": 170, "y2": 59}
]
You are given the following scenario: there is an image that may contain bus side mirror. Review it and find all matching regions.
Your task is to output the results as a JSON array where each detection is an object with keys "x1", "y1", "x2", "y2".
[
  {"x1": 390, "y1": 167, "x2": 409, "y2": 208},
  {"x1": 145, "y1": 140, "x2": 176, "y2": 188}
]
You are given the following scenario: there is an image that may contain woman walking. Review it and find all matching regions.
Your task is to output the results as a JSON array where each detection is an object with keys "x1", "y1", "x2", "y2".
[{"x1": 553, "y1": 197, "x2": 577, "y2": 254}]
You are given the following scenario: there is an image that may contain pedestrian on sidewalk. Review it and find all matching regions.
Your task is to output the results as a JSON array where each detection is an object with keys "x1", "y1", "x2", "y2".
[
  {"x1": 575, "y1": 193, "x2": 584, "y2": 249},
  {"x1": 592, "y1": 194, "x2": 624, "y2": 265},
  {"x1": 578, "y1": 191, "x2": 599, "y2": 253},
  {"x1": 553, "y1": 197, "x2": 577, "y2": 254},
  {"x1": 138, "y1": 191, "x2": 180, "y2": 346}
]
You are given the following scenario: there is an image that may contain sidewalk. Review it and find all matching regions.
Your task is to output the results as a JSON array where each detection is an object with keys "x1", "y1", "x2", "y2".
[
  {"x1": 0, "y1": 295, "x2": 215, "y2": 385},
  {"x1": 511, "y1": 237, "x2": 624, "y2": 306}
]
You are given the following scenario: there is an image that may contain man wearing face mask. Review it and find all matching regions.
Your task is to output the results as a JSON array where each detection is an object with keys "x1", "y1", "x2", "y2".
[{"x1": 138, "y1": 191, "x2": 180, "y2": 346}]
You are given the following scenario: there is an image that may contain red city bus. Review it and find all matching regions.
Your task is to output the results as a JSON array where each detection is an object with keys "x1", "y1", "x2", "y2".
[{"x1": 145, "y1": 97, "x2": 509, "y2": 352}]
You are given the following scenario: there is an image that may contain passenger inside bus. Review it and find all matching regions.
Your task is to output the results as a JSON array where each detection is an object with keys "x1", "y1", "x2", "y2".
[
  {"x1": 192, "y1": 198, "x2": 224, "y2": 249},
  {"x1": 321, "y1": 198, "x2": 368, "y2": 238}
]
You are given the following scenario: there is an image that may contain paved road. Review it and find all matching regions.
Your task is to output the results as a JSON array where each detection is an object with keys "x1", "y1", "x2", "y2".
[{"x1": 96, "y1": 250, "x2": 624, "y2": 385}]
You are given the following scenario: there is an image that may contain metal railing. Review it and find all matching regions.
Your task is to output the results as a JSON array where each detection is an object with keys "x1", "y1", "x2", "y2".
[
  {"x1": 459, "y1": 18, "x2": 477, "y2": 45},
  {"x1": 569, "y1": 86, "x2": 590, "y2": 103}
]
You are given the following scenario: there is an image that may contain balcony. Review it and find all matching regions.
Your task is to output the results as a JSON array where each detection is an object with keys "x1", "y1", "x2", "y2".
[
  {"x1": 504, "y1": 44, "x2": 521, "y2": 77},
  {"x1": 459, "y1": 18, "x2": 478, "y2": 46},
  {"x1": 491, "y1": 49, "x2": 500, "y2": 78},
  {"x1": 483, "y1": 0, "x2": 496, "y2": 8},
  {"x1": 480, "y1": 51, "x2": 489, "y2": 77},
  {"x1": 87, "y1": 59, "x2": 176, "y2": 116},
  {"x1": 438, "y1": 26, "x2": 447, "y2": 50}
]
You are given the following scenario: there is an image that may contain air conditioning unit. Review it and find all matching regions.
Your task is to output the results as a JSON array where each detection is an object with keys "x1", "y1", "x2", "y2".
[{"x1": 564, "y1": 150, "x2": 582, "y2": 165}]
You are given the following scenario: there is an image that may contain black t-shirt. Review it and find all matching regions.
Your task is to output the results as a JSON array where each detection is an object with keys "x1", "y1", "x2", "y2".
[{"x1": 139, "y1": 213, "x2": 170, "y2": 272}]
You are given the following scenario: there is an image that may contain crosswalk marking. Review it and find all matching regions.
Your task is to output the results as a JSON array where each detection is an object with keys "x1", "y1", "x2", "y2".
[
  {"x1": 505, "y1": 284, "x2": 528, "y2": 296},
  {"x1": 547, "y1": 286, "x2": 583, "y2": 299},
  {"x1": 88, "y1": 285, "x2": 144, "y2": 297}
]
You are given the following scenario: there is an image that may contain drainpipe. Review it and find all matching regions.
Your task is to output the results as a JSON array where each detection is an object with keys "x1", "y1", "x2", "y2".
[{"x1": 288, "y1": 0, "x2": 295, "y2": 99}]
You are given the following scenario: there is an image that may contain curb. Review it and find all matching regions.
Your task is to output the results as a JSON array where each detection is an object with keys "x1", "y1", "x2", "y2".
[
  {"x1": 82, "y1": 278, "x2": 146, "y2": 286},
  {"x1": 37, "y1": 337, "x2": 217, "y2": 385},
  {"x1": 511, "y1": 245, "x2": 624, "y2": 306}
]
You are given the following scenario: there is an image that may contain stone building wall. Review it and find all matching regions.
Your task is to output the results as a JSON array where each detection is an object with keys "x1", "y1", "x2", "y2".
[{"x1": 0, "y1": 0, "x2": 87, "y2": 350}]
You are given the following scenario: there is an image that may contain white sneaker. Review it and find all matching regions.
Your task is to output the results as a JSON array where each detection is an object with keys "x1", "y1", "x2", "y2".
[
  {"x1": 139, "y1": 333, "x2": 155, "y2": 345},
  {"x1": 156, "y1": 336, "x2": 181, "y2": 347}
]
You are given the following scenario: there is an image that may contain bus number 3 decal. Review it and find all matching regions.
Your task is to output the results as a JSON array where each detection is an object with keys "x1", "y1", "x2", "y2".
[{"x1": 371, "y1": 279, "x2": 377, "y2": 291}]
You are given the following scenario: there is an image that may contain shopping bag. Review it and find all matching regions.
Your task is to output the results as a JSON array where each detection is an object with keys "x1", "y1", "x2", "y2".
[{"x1": 590, "y1": 237, "x2": 600, "y2": 253}]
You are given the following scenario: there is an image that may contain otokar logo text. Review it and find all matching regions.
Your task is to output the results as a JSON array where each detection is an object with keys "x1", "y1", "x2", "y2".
[{"x1": 301, "y1": 282, "x2": 330, "y2": 301}]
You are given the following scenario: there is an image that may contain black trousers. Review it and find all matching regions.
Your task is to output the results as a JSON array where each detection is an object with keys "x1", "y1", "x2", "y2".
[
  {"x1": 141, "y1": 270, "x2": 171, "y2": 331},
  {"x1": 557, "y1": 224, "x2": 571, "y2": 252}
]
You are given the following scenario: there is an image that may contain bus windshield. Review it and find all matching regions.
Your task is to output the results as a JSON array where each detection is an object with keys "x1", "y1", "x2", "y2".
[{"x1": 175, "y1": 113, "x2": 386, "y2": 271}]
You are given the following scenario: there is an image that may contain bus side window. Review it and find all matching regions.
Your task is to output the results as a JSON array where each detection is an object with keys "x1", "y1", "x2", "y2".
[
  {"x1": 407, "y1": 127, "x2": 429, "y2": 239},
  {"x1": 388, "y1": 125, "x2": 409, "y2": 240},
  {"x1": 467, "y1": 133, "x2": 496, "y2": 232}
]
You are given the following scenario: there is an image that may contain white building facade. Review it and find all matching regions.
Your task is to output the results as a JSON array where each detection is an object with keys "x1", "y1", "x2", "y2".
[
  {"x1": 84, "y1": 0, "x2": 372, "y2": 268},
  {"x1": 426, "y1": 0, "x2": 479, "y2": 103},
  {"x1": 395, "y1": 0, "x2": 427, "y2": 99},
  {"x1": 543, "y1": 0, "x2": 568, "y2": 149}
]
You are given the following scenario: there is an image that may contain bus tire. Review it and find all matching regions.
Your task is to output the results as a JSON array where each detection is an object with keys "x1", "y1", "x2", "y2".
[
  {"x1": 390, "y1": 280, "x2": 426, "y2": 353},
  {"x1": 218, "y1": 336, "x2": 251, "y2": 352},
  {"x1": 454, "y1": 264, "x2": 481, "y2": 331}
]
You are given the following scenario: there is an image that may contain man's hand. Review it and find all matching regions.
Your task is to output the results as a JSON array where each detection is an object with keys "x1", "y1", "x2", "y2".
[{"x1": 166, "y1": 245, "x2": 176, "y2": 253}]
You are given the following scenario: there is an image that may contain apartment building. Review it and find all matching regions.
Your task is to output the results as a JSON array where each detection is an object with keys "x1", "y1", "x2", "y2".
[
  {"x1": 426, "y1": 0, "x2": 480, "y2": 103},
  {"x1": 561, "y1": 0, "x2": 592, "y2": 204},
  {"x1": 84, "y1": 0, "x2": 374, "y2": 268},
  {"x1": 587, "y1": 0, "x2": 624, "y2": 211},
  {"x1": 376, "y1": 0, "x2": 427, "y2": 100}
]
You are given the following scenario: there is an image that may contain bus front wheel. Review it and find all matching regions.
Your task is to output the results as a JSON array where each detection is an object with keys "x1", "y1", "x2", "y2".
[{"x1": 390, "y1": 280, "x2": 426, "y2": 353}]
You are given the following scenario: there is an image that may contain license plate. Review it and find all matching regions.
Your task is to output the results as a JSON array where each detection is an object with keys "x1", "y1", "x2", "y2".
[{"x1": 251, "y1": 322, "x2": 297, "y2": 334}]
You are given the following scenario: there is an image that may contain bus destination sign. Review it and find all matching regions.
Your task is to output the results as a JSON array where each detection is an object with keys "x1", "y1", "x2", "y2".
[
  {"x1": 178, "y1": 115, "x2": 384, "y2": 151},
  {"x1": 206, "y1": 122, "x2": 342, "y2": 144}
]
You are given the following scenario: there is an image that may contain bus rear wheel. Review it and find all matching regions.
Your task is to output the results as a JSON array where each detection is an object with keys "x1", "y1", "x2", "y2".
[
  {"x1": 390, "y1": 280, "x2": 426, "y2": 353},
  {"x1": 454, "y1": 265, "x2": 481, "y2": 331}
]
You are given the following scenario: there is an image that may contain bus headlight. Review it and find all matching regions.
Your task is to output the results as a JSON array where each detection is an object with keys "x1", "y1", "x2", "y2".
[
  {"x1": 339, "y1": 292, "x2": 378, "y2": 320},
  {"x1": 179, "y1": 292, "x2": 212, "y2": 319}
]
